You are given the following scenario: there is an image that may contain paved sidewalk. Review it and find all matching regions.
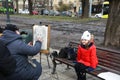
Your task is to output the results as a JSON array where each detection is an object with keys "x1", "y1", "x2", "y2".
[{"x1": 33, "y1": 50, "x2": 101, "y2": 80}]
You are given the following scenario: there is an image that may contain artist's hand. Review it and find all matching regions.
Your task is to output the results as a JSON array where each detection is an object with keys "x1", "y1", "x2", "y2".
[
  {"x1": 37, "y1": 37, "x2": 43, "y2": 42},
  {"x1": 28, "y1": 41, "x2": 33, "y2": 46}
]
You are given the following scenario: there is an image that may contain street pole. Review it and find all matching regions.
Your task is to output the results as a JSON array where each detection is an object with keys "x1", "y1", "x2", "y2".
[
  {"x1": 6, "y1": 0, "x2": 10, "y2": 23},
  {"x1": 89, "y1": 0, "x2": 92, "y2": 17}
]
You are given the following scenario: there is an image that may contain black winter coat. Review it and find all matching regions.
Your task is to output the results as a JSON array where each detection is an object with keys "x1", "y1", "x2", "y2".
[{"x1": 0, "y1": 40, "x2": 16, "y2": 79}]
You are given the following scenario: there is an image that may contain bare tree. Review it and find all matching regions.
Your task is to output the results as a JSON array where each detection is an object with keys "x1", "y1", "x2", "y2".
[
  {"x1": 104, "y1": 0, "x2": 120, "y2": 47},
  {"x1": 28, "y1": 0, "x2": 33, "y2": 15},
  {"x1": 81, "y1": 0, "x2": 89, "y2": 18},
  {"x1": 14, "y1": 0, "x2": 18, "y2": 13},
  {"x1": 23, "y1": 0, "x2": 26, "y2": 10},
  {"x1": 50, "y1": 0, "x2": 54, "y2": 9}
]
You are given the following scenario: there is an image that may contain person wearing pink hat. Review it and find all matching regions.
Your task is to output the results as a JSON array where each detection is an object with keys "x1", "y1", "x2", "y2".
[{"x1": 74, "y1": 31, "x2": 98, "y2": 80}]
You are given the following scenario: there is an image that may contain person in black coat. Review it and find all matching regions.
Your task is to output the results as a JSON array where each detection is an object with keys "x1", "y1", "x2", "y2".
[{"x1": 0, "y1": 40, "x2": 16, "y2": 80}]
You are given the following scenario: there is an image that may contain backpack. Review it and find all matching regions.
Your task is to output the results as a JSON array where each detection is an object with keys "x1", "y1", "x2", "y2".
[
  {"x1": 58, "y1": 47, "x2": 69, "y2": 58},
  {"x1": 67, "y1": 47, "x2": 77, "y2": 60},
  {"x1": 58, "y1": 47, "x2": 77, "y2": 60},
  {"x1": 0, "y1": 41, "x2": 16, "y2": 76}
]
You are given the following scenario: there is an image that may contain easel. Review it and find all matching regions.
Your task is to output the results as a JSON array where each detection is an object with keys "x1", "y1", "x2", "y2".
[{"x1": 39, "y1": 25, "x2": 51, "y2": 68}]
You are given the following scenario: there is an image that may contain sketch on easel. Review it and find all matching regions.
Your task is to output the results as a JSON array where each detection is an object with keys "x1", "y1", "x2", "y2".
[{"x1": 33, "y1": 25, "x2": 48, "y2": 50}]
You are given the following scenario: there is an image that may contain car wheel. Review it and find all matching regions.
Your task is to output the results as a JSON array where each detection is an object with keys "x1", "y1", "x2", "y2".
[{"x1": 95, "y1": 15, "x2": 99, "y2": 18}]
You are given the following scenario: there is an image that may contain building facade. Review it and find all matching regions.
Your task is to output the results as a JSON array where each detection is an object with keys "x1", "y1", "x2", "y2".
[
  {"x1": 52, "y1": 0, "x2": 80, "y2": 13},
  {"x1": 52, "y1": 0, "x2": 102, "y2": 13},
  {"x1": 13, "y1": 0, "x2": 104, "y2": 13}
]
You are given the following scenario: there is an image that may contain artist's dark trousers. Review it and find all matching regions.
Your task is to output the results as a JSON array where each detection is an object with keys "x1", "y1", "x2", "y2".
[{"x1": 74, "y1": 62, "x2": 88, "y2": 80}]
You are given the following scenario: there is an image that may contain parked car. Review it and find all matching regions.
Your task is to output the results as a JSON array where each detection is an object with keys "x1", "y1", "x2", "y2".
[
  {"x1": 94, "y1": 13, "x2": 102, "y2": 18},
  {"x1": 43, "y1": 9, "x2": 49, "y2": 15},
  {"x1": 18, "y1": 9, "x2": 23, "y2": 13},
  {"x1": 19, "y1": 9, "x2": 29, "y2": 14},
  {"x1": 49, "y1": 10, "x2": 60, "y2": 16},
  {"x1": 61, "y1": 11, "x2": 72, "y2": 17},
  {"x1": 32, "y1": 10, "x2": 38, "y2": 15}
]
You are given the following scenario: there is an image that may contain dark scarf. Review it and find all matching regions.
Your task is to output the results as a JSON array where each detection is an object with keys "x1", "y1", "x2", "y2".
[{"x1": 80, "y1": 42, "x2": 93, "y2": 49}]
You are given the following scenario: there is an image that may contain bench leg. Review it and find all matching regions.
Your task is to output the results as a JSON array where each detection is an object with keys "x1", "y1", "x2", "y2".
[
  {"x1": 77, "y1": 72, "x2": 86, "y2": 80},
  {"x1": 51, "y1": 59, "x2": 57, "y2": 74},
  {"x1": 83, "y1": 72, "x2": 86, "y2": 80}
]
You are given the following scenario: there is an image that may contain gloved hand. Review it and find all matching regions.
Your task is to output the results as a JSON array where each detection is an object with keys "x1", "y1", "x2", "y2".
[{"x1": 87, "y1": 67, "x2": 94, "y2": 72}]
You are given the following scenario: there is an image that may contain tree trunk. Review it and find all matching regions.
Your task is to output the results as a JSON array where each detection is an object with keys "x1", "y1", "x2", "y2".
[
  {"x1": 81, "y1": 0, "x2": 89, "y2": 18},
  {"x1": 23, "y1": 0, "x2": 26, "y2": 10},
  {"x1": 104, "y1": 0, "x2": 120, "y2": 47},
  {"x1": 28, "y1": 0, "x2": 33, "y2": 15},
  {"x1": 15, "y1": 0, "x2": 19, "y2": 13}
]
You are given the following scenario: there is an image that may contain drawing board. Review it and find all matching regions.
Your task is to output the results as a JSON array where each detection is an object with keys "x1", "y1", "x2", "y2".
[{"x1": 33, "y1": 25, "x2": 50, "y2": 52}]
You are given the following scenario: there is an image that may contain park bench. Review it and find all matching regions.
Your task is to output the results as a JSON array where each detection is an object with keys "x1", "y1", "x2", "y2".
[{"x1": 51, "y1": 41, "x2": 120, "y2": 80}]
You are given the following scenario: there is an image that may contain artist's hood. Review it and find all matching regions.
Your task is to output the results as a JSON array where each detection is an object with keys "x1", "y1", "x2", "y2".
[{"x1": 0, "y1": 30, "x2": 22, "y2": 45}]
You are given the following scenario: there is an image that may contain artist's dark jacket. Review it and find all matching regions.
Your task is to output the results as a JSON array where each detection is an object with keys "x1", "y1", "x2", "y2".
[
  {"x1": 0, "y1": 30, "x2": 42, "y2": 80},
  {"x1": 0, "y1": 40, "x2": 16, "y2": 80}
]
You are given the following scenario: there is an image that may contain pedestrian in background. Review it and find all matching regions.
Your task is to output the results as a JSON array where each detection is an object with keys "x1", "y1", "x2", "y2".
[
  {"x1": 0, "y1": 24, "x2": 42, "y2": 80},
  {"x1": 0, "y1": 26, "x2": 3, "y2": 36},
  {"x1": 74, "y1": 31, "x2": 98, "y2": 80}
]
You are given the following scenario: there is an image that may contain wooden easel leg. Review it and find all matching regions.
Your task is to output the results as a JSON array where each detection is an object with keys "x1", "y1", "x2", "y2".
[
  {"x1": 40, "y1": 52, "x2": 50, "y2": 68},
  {"x1": 40, "y1": 52, "x2": 41, "y2": 63},
  {"x1": 46, "y1": 54, "x2": 51, "y2": 68}
]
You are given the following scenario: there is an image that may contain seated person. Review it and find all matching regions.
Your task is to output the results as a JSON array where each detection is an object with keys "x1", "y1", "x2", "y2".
[{"x1": 74, "y1": 31, "x2": 98, "y2": 80}]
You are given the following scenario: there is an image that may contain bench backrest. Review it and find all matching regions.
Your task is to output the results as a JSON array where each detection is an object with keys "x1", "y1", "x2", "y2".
[
  {"x1": 96, "y1": 47, "x2": 120, "y2": 74},
  {"x1": 69, "y1": 41, "x2": 120, "y2": 74}
]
